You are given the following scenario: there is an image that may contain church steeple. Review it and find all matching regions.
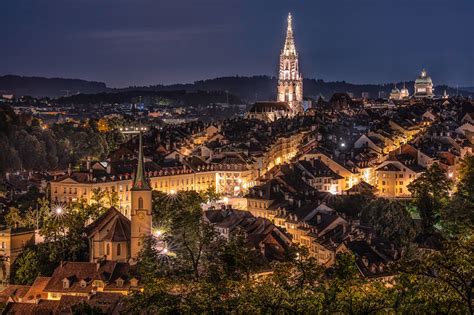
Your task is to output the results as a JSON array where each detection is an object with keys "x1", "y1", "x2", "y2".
[
  {"x1": 131, "y1": 132, "x2": 151, "y2": 191},
  {"x1": 277, "y1": 12, "x2": 303, "y2": 115},
  {"x1": 130, "y1": 131, "x2": 152, "y2": 262},
  {"x1": 283, "y1": 13, "x2": 296, "y2": 55}
]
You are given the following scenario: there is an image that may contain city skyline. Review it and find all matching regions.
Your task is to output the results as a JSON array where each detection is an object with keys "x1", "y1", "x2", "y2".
[{"x1": 1, "y1": 0, "x2": 473, "y2": 88}]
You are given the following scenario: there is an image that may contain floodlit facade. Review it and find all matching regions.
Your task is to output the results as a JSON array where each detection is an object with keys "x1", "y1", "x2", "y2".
[
  {"x1": 277, "y1": 13, "x2": 303, "y2": 115},
  {"x1": 413, "y1": 69, "x2": 434, "y2": 98}
]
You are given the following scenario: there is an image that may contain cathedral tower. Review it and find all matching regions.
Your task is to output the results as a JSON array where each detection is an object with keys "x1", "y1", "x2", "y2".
[
  {"x1": 130, "y1": 132, "x2": 152, "y2": 261},
  {"x1": 277, "y1": 13, "x2": 303, "y2": 115}
]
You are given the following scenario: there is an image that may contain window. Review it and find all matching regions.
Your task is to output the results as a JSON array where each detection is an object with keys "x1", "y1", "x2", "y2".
[
  {"x1": 117, "y1": 243, "x2": 122, "y2": 256},
  {"x1": 138, "y1": 197, "x2": 143, "y2": 209},
  {"x1": 62, "y1": 279, "x2": 70, "y2": 289},
  {"x1": 106, "y1": 243, "x2": 110, "y2": 255}
]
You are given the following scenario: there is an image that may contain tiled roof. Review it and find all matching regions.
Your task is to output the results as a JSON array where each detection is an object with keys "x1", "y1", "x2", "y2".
[{"x1": 43, "y1": 261, "x2": 130, "y2": 293}]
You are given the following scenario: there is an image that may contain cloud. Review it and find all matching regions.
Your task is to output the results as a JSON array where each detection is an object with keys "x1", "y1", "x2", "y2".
[{"x1": 82, "y1": 26, "x2": 229, "y2": 45}]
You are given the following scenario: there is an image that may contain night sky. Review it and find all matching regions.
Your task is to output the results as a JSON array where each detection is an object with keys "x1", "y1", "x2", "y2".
[{"x1": 1, "y1": 0, "x2": 473, "y2": 87}]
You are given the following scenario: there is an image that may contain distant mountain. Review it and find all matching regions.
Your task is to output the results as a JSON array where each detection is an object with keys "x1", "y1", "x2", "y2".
[
  {"x1": 2, "y1": 74, "x2": 472, "y2": 101},
  {"x1": 116, "y1": 76, "x2": 474, "y2": 101},
  {"x1": 0, "y1": 75, "x2": 108, "y2": 98},
  {"x1": 57, "y1": 89, "x2": 242, "y2": 106}
]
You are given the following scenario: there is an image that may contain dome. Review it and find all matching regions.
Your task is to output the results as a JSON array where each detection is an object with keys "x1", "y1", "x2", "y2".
[{"x1": 415, "y1": 69, "x2": 432, "y2": 84}]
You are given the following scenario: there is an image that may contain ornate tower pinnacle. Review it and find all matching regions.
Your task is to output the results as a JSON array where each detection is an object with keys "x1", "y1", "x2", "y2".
[
  {"x1": 131, "y1": 131, "x2": 151, "y2": 191},
  {"x1": 277, "y1": 12, "x2": 303, "y2": 115},
  {"x1": 130, "y1": 131, "x2": 152, "y2": 262},
  {"x1": 283, "y1": 13, "x2": 295, "y2": 54}
]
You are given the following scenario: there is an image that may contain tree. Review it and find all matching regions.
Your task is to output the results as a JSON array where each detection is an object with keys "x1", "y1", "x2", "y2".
[
  {"x1": 361, "y1": 198, "x2": 419, "y2": 247},
  {"x1": 442, "y1": 156, "x2": 474, "y2": 236},
  {"x1": 199, "y1": 184, "x2": 220, "y2": 204},
  {"x1": 214, "y1": 228, "x2": 263, "y2": 281},
  {"x1": 136, "y1": 236, "x2": 164, "y2": 282},
  {"x1": 333, "y1": 252, "x2": 359, "y2": 281},
  {"x1": 12, "y1": 248, "x2": 40, "y2": 285},
  {"x1": 5, "y1": 207, "x2": 25, "y2": 229},
  {"x1": 408, "y1": 163, "x2": 452, "y2": 232},
  {"x1": 400, "y1": 235, "x2": 474, "y2": 314},
  {"x1": 122, "y1": 279, "x2": 180, "y2": 314},
  {"x1": 152, "y1": 191, "x2": 230, "y2": 280}
]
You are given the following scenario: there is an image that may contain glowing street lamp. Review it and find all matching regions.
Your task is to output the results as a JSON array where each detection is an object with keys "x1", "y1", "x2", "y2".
[{"x1": 153, "y1": 228, "x2": 163, "y2": 238}]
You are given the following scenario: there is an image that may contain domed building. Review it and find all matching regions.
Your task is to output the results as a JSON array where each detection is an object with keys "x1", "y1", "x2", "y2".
[
  {"x1": 414, "y1": 69, "x2": 434, "y2": 98},
  {"x1": 389, "y1": 83, "x2": 409, "y2": 100},
  {"x1": 389, "y1": 85, "x2": 400, "y2": 100},
  {"x1": 400, "y1": 83, "x2": 409, "y2": 99}
]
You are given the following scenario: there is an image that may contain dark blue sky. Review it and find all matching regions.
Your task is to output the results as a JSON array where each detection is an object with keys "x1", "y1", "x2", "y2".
[{"x1": 1, "y1": 0, "x2": 473, "y2": 87}]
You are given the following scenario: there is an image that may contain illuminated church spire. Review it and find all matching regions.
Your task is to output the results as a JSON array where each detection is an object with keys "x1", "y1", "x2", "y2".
[
  {"x1": 277, "y1": 12, "x2": 303, "y2": 115},
  {"x1": 131, "y1": 132, "x2": 151, "y2": 191},
  {"x1": 283, "y1": 13, "x2": 296, "y2": 55}
]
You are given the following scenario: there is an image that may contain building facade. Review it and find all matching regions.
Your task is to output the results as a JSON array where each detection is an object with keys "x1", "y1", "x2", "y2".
[
  {"x1": 414, "y1": 69, "x2": 434, "y2": 98},
  {"x1": 277, "y1": 13, "x2": 303, "y2": 115}
]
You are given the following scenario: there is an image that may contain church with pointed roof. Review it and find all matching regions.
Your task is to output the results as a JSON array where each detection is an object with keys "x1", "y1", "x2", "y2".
[
  {"x1": 246, "y1": 13, "x2": 304, "y2": 122},
  {"x1": 277, "y1": 13, "x2": 303, "y2": 115},
  {"x1": 86, "y1": 132, "x2": 152, "y2": 263}
]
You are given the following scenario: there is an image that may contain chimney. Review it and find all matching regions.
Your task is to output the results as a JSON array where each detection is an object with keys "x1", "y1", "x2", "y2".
[
  {"x1": 67, "y1": 164, "x2": 72, "y2": 176},
  {"x1": 106, "y1": 163, "x2": 112, "y2": 174}
]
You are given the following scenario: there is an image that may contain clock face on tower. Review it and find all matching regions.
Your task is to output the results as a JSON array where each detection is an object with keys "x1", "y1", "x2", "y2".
[{"x1": 138, "y1": 212, "x2": 144, "y2": 219}]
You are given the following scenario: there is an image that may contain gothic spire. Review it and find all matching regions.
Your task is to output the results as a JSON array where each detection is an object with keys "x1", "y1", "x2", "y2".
[
  {"x1": 131, "y1": 132, "x2": 151, "y2": 191},
  {"x1": 283, "y1": 12, "x2": 296, "y2": 55}
]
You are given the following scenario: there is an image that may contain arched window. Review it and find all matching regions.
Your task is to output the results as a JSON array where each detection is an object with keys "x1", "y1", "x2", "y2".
[
  {"x1": 117, "y1": 243, "x2": 121, "y2": 256},
  {"x1": 106, "y1": 243, "x2": 110, "y2": 255},
  {"x1": 138, "y1": 197, "x2": 143, "y2": 209}
]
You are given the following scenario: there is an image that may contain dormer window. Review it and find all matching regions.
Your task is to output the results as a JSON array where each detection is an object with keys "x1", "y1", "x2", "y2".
[
  {"x1": 130, "y1": 278, "x2": 138, "y2": 287},
  {"x1": 62, "y1": 278, "x2": 70, "y2": 289},
  {"x1": 116, "y1": 278, "x2": 124, "y2": 287},
  {"x1": 80, "y1": 280, "x2": 87, "y2": 288}
]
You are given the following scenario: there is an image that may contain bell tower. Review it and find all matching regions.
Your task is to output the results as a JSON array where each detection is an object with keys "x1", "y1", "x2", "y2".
[
  {"x1": 130, "y1": 132, "x2": 152, "y2": 261},
  {"x1": 277, "y1": 13, "x2": 303, "y2": 115}
]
